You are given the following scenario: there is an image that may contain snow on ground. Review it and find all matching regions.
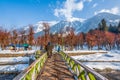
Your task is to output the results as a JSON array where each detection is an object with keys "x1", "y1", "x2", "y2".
[
  {"x1": 64, "y1": 50, "x2": 107, "y2": 53},
  {"x1": 0, "y1": 57, "x2": 29, "y2": 63},
  {"x1": 71, "y1": 50, "x2": 120, "y2": 70},
  {"x1": 0, "y1": 64, "x2": 29, "y2": 73},
  {"x1": 0, "y1": 50, "x2": 36, "y2": 73},
  {"x1": 72, "y1": 50, "x2": 120, "y2": 61},
  {"x1": 0, "y1": 57, "x2": 30, "y2": 73},
  {"x1": 0, "y1": 50, "x2": 36, "y2": 54},
  {"x1": 84, "y1": 62, "x2": 120, "y2": 70}
]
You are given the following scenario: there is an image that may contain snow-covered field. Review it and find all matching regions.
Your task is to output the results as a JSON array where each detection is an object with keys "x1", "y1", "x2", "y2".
[
  {"x1": 71, "y1": 50, "x2": 120, "y2": 70},
  {"x1": 0, "y1": 50, "x2": 36, "y2": 73},
  {"x1": 64, "y1": 50, "x2": 108, "y2": 53},
  {"x1": 0, "y1": 57, "x2": 29, "y2": 63},
  {"x1": 0, "y1": 56, "x2": 30, "y2": 73},
  {"x1": 0, "y1": 50, "x2": 36, "y2": 54},
  {"x1": 0, "y1": 64, "x2": 29, "y2": 73}
]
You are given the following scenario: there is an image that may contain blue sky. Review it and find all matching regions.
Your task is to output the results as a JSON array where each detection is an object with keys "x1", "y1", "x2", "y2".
[{"x1": 0, "y1": 0, "x2": 120, "y2": 29}]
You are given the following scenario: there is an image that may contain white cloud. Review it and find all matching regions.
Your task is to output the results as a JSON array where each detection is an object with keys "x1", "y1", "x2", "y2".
[
  {"x1": 94, "y1": 7, "x2": 119, "y2": 15},
  {"x1": 92, "y1": 3, "x2": 98, "y2": 8},
  {"x1": 54, "y1": 0, "x2": 85, "y2": 21}
]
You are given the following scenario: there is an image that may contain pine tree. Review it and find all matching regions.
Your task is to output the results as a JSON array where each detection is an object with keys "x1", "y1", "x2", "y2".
[
  {"x1": 117, "y1": 21, "x2": 120, "y2": 33},
  {"x1": 101, "y1": 19, "x2": 108, "y2": 31},
  {"x1": 98, "y1": 23, "x2": 102, "y2": 31}
]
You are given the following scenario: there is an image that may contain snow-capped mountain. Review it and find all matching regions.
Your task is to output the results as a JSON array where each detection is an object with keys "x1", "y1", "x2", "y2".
[
  {"x1": 23, "y1": 21, "x2": 58, "y2": 33},
  {"x1": 34, "y1": 20, "x2": 82, "y2": 37},
  {"x1": 76, "y1": 12, "x2": 120, "y2": 33},
  {"x1": 50, "y1": 20, "x2": 82, "y2": 34},
  {"x1": 20, "y1": 12, "x2": 120, "y2": 37}
]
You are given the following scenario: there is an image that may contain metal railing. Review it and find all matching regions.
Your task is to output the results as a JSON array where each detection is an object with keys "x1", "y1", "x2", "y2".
[
  {"x1": 13, "y1": 52, "x2": 47, "y2": 80},
  {"x1": 59, "y1": 51, "x2": 108, "y2": 80}
]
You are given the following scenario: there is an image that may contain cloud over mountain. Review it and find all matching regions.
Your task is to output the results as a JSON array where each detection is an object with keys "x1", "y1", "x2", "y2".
[
  {"x1": 95, "y1": 7, "x2": 119, "y2": 15},
  {"x1": 54, "y1": 0, "x2": 84, "y2": 21}
]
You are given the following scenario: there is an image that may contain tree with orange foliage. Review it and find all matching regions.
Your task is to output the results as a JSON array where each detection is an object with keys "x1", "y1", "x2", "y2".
[
  {"x1": 28, "y1": 25, "x2": 34, "y2": 46},
  {"x1": 77, "y1": 32, "x2": 84, "y2": 49},
  {"x1": 19, "y1": 29, "x2": 27, "y2": 44},
  {"x1": 43, "y1": 23, "x2": 50, "y2": 46},
  {"x1": 104, "y1": 31, "x2": 115, "y2": 50},
  {"x1": 50, "y1": 33, "x2": 58, "y2": 45},
  {"x1": 91, "y1": 30, "x2": 105, "y2": 50},
  {"x1": 12, "y1": 30, "x2": 18, "y2": 45},
  {"x1": 0, "y1": 29, "x2": 11, "y2": 50},
  {"x1": 4, "y1": 31, "x2": 11, "y2": 49},
  {"x1": 36, "y1": 36, "x2": 45, "y2": 50},
  {"x1": 67, "y1": 27, "x2": 76, "y2": 50},
  {"x1": 86, "y1": 32, "x2": 97, "y2": 50}
]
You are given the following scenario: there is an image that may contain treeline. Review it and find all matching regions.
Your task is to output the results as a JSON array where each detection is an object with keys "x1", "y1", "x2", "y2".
[
  {"x1": 96, "y1": 19, "x2": 120, "y2": 33},
  {"x1": 36, "y1": 19, "x2": 120, "y2": 51},
  {"x1": 37, "y1": 29, "x2": 120, "y2": 51},
  {"x1": 0, "y1": 20, "x2": 120, "y2": 51},
  {"x1": 0, "y1": 25, "x2": 34, "y2": 50}
]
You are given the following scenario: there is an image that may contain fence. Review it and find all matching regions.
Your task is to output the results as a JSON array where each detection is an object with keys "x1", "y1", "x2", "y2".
[
  {"x1": 59, "y1": 51, "x2": 108, "y2": 80},
  {"x1": 13, "y1": 52, "x2": 47, "y2": 80}
]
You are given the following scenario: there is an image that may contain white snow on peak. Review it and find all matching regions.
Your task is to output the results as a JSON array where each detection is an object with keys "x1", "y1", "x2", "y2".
[
  {"x1": 67, "y1": 17, "x2": 85, "y2": 22},
  {"x1": 34, "y1": 21, "x2": 58, "y2": 33},
  {"x1": 109, "y1": 19, "x2": 120, "y2": 23}
]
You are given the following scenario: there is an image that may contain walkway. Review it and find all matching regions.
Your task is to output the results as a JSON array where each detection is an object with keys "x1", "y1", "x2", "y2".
[{"x1": 36, "y1": 53, "x2": 74, "y2": 80}]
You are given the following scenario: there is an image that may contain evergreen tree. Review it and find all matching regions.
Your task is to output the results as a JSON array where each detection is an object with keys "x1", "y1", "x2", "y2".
[
  {"x1": 98, "y1": 19, "x2": 108, "y2": 31},
  {"x1": 117, "y1": 21, "x2": 120, "y2": 33},
  {"x1": 101, "y1": 19, "x2": 108, "y2": 31},
  {"x1": 98, "y1": 23, "x2": 102, "y2": 31},
  {"x1": 108, "y1": 24, "x2": 112, "y2": 32},
  {"x1": 108, "y1": 24, "x2": 117, "y2": 33}
]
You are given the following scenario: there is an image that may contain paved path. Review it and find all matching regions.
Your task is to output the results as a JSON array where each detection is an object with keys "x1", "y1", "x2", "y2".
[{"x1": 36, "y1": 53, "x2": 74, "y2": 80}]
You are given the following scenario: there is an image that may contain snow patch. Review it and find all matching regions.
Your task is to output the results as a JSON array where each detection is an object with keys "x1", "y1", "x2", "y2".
[
  {"x1": 0, "y1": 57, "x2": 29, "y2": 63},
  {"x1": 64, "y1": 50, "x2": 107, "y2": 54},
  {"x1": 72, "y1": 50, "x2": 120, "y2": 70},
  {"x1": 0, "y1": 64, "x2": 28, "y2": 72},
  {"x1": 0, "y1": 50, "x2": 36, "y2": 54},
  {"x1": 109, "y1": 19, "x2": 120, "y2": 23}
]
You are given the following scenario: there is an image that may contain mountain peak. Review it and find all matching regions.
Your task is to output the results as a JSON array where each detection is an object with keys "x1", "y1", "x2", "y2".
[
  {"x1": 76, "y1": 12, "x2": 120, "y2": 33},
  {"x1": 95, "y1": 12, "x2": 120, "y2": 17}
]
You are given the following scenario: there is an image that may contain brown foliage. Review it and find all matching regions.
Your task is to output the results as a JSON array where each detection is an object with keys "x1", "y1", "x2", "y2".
[
  {"x1": 28, "y1": 25, "x2": 34, "y2": 45},
  {"x1": 77, "y1": 33, "x2": 84, "y2": 49},
  {"x1": 43, "y1": 23, "x2": 50, "y2": 46},
  {"x1": 0, "y1": 29, "x2": 10, "y2": 49},
  {"x1": 19, "y1": 30, "x2": 26, "y2": 44}
]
